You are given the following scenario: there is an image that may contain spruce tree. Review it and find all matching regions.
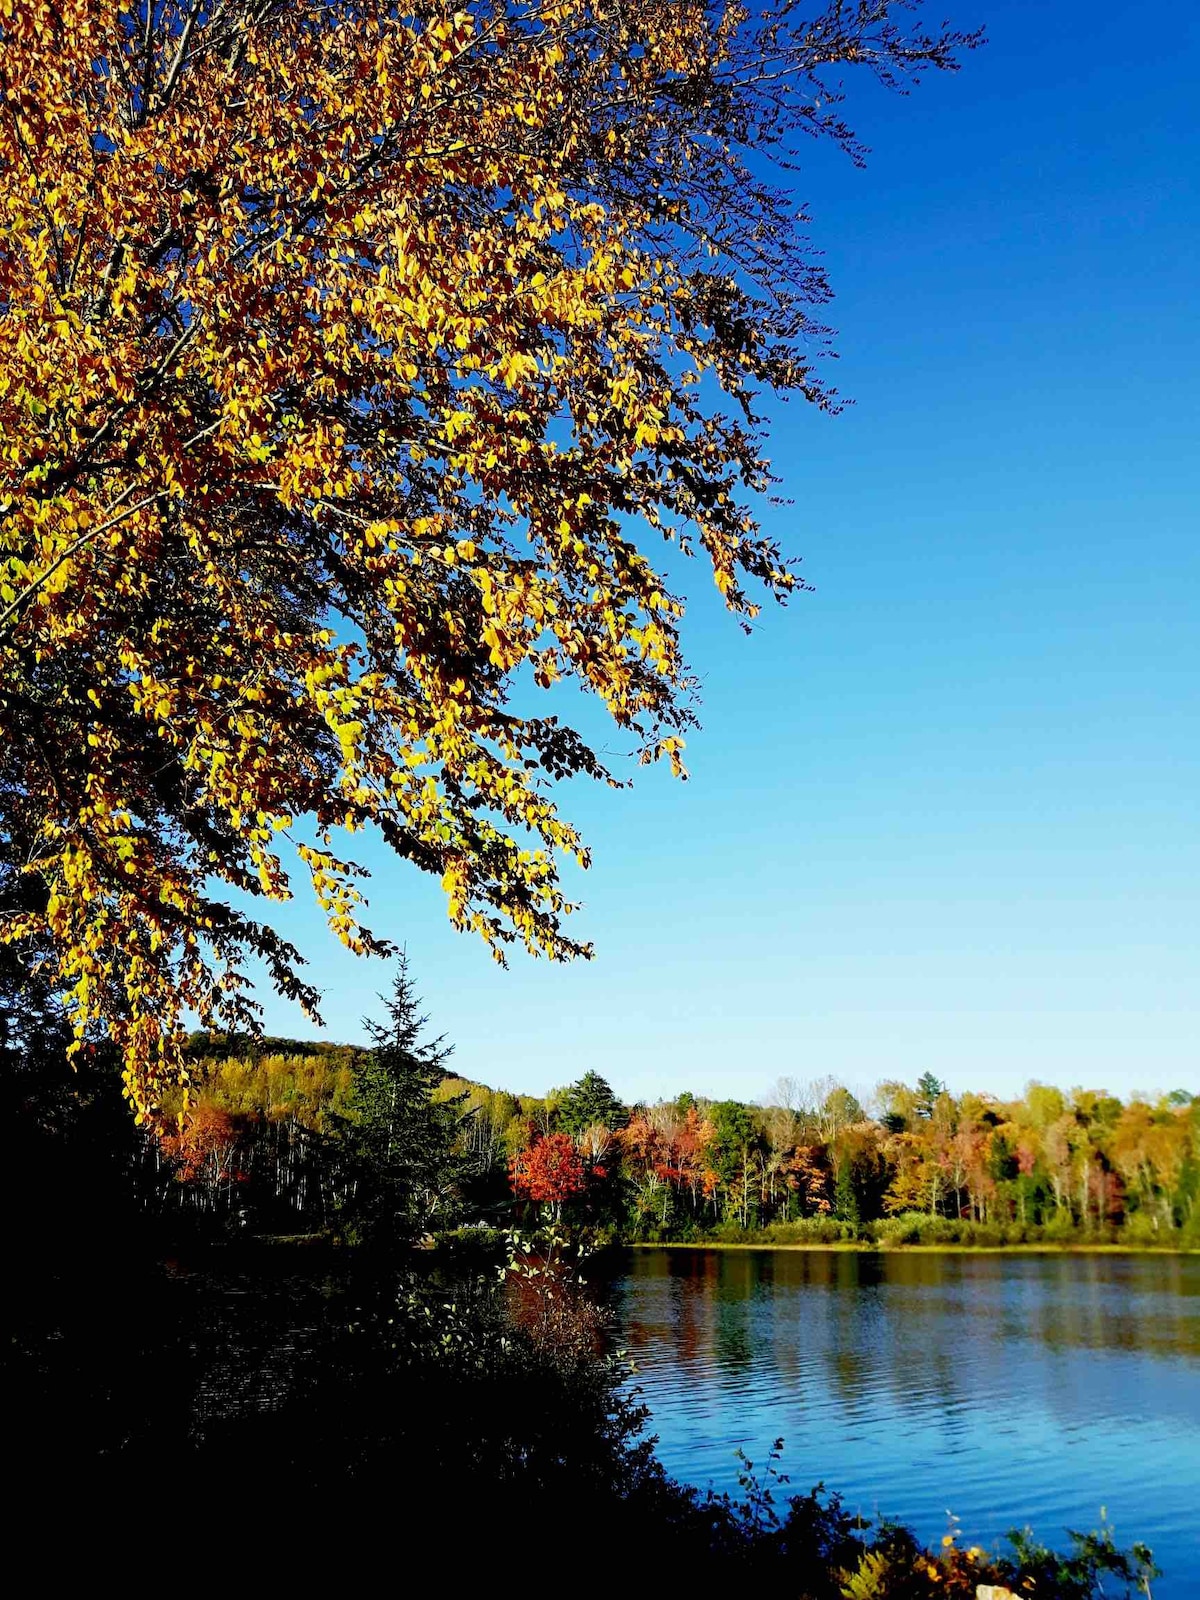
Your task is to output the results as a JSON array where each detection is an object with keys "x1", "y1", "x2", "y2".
[
  {"x1": 338, "y1": 954, "x2": 461, "y2": 1244},
  {"x1": 556, "y1": 1071, "x2": 627, "y2": 1135}
]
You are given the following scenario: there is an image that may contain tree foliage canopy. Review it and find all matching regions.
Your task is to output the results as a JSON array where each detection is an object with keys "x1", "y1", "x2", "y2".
[
  {"x1": 554, "y1": 1069, "x2": 625, "y2": 1134},
  {"x1": 0, "y1": 0, "x2": 976, "y2": 1110},
  {"x1": 509, "y1": 1128, "x2": 586, "y2": 1208}
]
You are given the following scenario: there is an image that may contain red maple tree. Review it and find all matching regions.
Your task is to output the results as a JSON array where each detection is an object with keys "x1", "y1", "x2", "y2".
[{"x1": 509, "y1": 1132, "x2": 587, "y2": 1213}]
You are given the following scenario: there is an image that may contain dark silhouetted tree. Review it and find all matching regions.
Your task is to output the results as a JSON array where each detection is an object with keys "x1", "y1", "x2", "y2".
[{"x1": 338, "y1": 953, "x2": 461, "y2": 1242}]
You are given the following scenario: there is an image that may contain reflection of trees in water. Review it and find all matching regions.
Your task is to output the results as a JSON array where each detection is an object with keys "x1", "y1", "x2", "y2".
[
  {"x1": 615, "y1": 1248, "x2": 722, "y2": 1375},
  {"x1": 713, "y1": 1310, "x2": 756, "y2": 1373},
  {"x1": 614, "y1": 1247, "x2": 1197, "y2": 1596},
  {"x1": 684, "y1": 1250, "x2": 759, "y2": 1376},
  {"x1": 619, "y1": 1249, "x2": 1200, "y2": 1427},
  {"x1": 872, "y1": 1253, "x2": 1200, "y2": 1362}
]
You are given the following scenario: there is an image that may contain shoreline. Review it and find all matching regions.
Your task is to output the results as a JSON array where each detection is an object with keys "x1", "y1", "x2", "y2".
[{"x1": 626, "y1": 1239, "x2": 1200, "y2": 1256}]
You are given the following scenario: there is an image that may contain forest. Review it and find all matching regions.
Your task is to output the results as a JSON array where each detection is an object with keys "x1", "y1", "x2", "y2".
[{"x1": 90, "y1": 966, "x2": 1198, "y2": 1251}]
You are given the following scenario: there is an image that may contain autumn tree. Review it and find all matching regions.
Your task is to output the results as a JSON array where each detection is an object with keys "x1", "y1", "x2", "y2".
[
  {"x1": 830, "y1": 1120, "x2": 886, "y2": 1226},
  {"x1": 0, "y1": 1, "x2": 977, "y2": 1111},
  {"x1": 449, "y1": 1077, "x2": 523, "y2": 1180},
  {"x1": 508, "y1": 1129, "x2": 586, "y2": 1219},
  {"x1": 786, "y1": 1142, "x2": 832, "y2": 1215},
  {"x1": 0, "y1": 855, "x2": 73, "y2": 1080},
  {"x1": 882, "y1": 1129, "x2": 941, "y2": 1215},
  {"x1": 875, "y1": 1079, "x2": 920, "y2": 1135},
  {"x1": 158, "y1": 1099, "x2": 245, "y2": 1203}
]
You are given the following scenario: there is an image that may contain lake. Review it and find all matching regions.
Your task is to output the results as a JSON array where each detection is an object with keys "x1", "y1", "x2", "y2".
[{"x1": 611, "y1": 1248, "x2": 1199, "y2": 1594}]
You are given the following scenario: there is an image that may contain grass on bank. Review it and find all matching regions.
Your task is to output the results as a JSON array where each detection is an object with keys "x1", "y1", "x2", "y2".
[
  {"x1": 622, "y1": 1210, "x2": 1200, "y2": 1253},
  {"x1": 631, "y1": 1239, "x2": 1200, "y2": 1255}
]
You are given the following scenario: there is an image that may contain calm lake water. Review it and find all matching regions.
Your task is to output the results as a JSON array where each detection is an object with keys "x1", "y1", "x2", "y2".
[{"x1": 611, "y1": 1249, "x2": 1199, "y2": 1594}]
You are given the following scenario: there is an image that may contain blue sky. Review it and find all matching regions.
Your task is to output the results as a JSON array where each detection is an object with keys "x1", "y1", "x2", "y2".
[{"x1": 254, "y1": 0, "x2": 1200, "y2": 1105}]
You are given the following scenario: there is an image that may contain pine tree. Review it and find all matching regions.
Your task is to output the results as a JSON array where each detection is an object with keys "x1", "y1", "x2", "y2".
[
  {"x1": 337, "y1": 954, "x2": 461, "y2": 1244},
  {"x1": 555, "y1": 1071, "x2": 627, "y2": 1136},
  {"x1": 915, "y1": 1072, "x2": 947, "y2": 1119}
]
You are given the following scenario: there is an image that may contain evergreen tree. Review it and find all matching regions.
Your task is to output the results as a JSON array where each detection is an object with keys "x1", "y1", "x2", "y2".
[
  {"x1": 555, "y1": 1071, "x2": 627, "y2": 1135},
  {"x1": 710, "y1": 1100, "x2": 759, "y2": 1227},
  {"x1": 834, "y1": 1159, "x2": 860, "y2": 1228},
  {"x1": 915, "y1": 1072, "x2": 947, "y2": 1119},
  {"x1": 337, "y1": 954, "x2": 462, "y2": 1244}
]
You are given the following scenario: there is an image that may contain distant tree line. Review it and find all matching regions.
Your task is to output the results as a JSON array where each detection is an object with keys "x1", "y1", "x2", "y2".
[
  {"x1": 145, "y1": 1017, "x2": 1198, "y2": 1247},
  {"x1": 5, "y1": 924, "x2": 1194, "y2": 1251},
  {"x1": 607, "y1": 1071, "x2": 1198, "y2": 1246}
]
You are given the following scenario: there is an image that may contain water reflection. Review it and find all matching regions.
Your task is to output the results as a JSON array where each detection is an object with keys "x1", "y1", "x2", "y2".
[{"x1": 612, "y1": 1249, "x2": 1200, "y2": 1597}]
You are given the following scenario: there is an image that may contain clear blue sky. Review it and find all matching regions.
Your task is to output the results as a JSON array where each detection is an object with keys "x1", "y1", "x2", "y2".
[{"x1": 254, "y1": 0, "x2": 1200, "y2": 1105}]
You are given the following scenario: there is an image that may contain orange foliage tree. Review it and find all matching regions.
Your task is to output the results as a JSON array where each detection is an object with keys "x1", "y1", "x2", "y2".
[
  {"x1": 509, "y1": 1130, "x2": 586, "y2": 1215},
  {"x1": 158, "y1": 1099, "x2": 246, "y2": 1199},
  {"x1": 0, "y1": 1, "x2": 975, "y2": 1111},
  {"x1": 786, "y1": 1142, "x2": 832, "y2": 1214}
]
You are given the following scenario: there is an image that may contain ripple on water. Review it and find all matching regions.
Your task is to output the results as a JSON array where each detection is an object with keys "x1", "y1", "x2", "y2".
[{"x1": 613, "y1": 1249, "x2": 1200, "y2": 1596}]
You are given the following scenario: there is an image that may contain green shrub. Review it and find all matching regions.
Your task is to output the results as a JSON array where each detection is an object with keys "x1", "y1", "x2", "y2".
[
  {"x1": 1121, "y1": 1211, "x2": 1170, "y2": 1247},
  {"x1": 430, "y1": 1224, "x2": 506, "y2": 1266},
  {"x1": 873, "y1": 1212, "x2": 963, "y2": 1247},
  {"x1": 712, "y1": 1220, "x2": 757, "y2": 1243},
  {"x1": 1041, "y1": 1210, "x2": 1082, "y2": 1242},
  {"x1": 759, "y1": 1217, "x2": 855, "y2": 1245},
  {"x1": 961, "y1": 1222, "x2": 1003, "y2": 1247},
  {"x1": 872, "y1": 1214, "x2": 918, "y2": 1247}
]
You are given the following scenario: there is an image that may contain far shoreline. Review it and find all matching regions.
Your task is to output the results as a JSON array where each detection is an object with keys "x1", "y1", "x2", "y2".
[{"x1": 626, "y1": 1240, "x2": 1200, "y2": 1256}]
